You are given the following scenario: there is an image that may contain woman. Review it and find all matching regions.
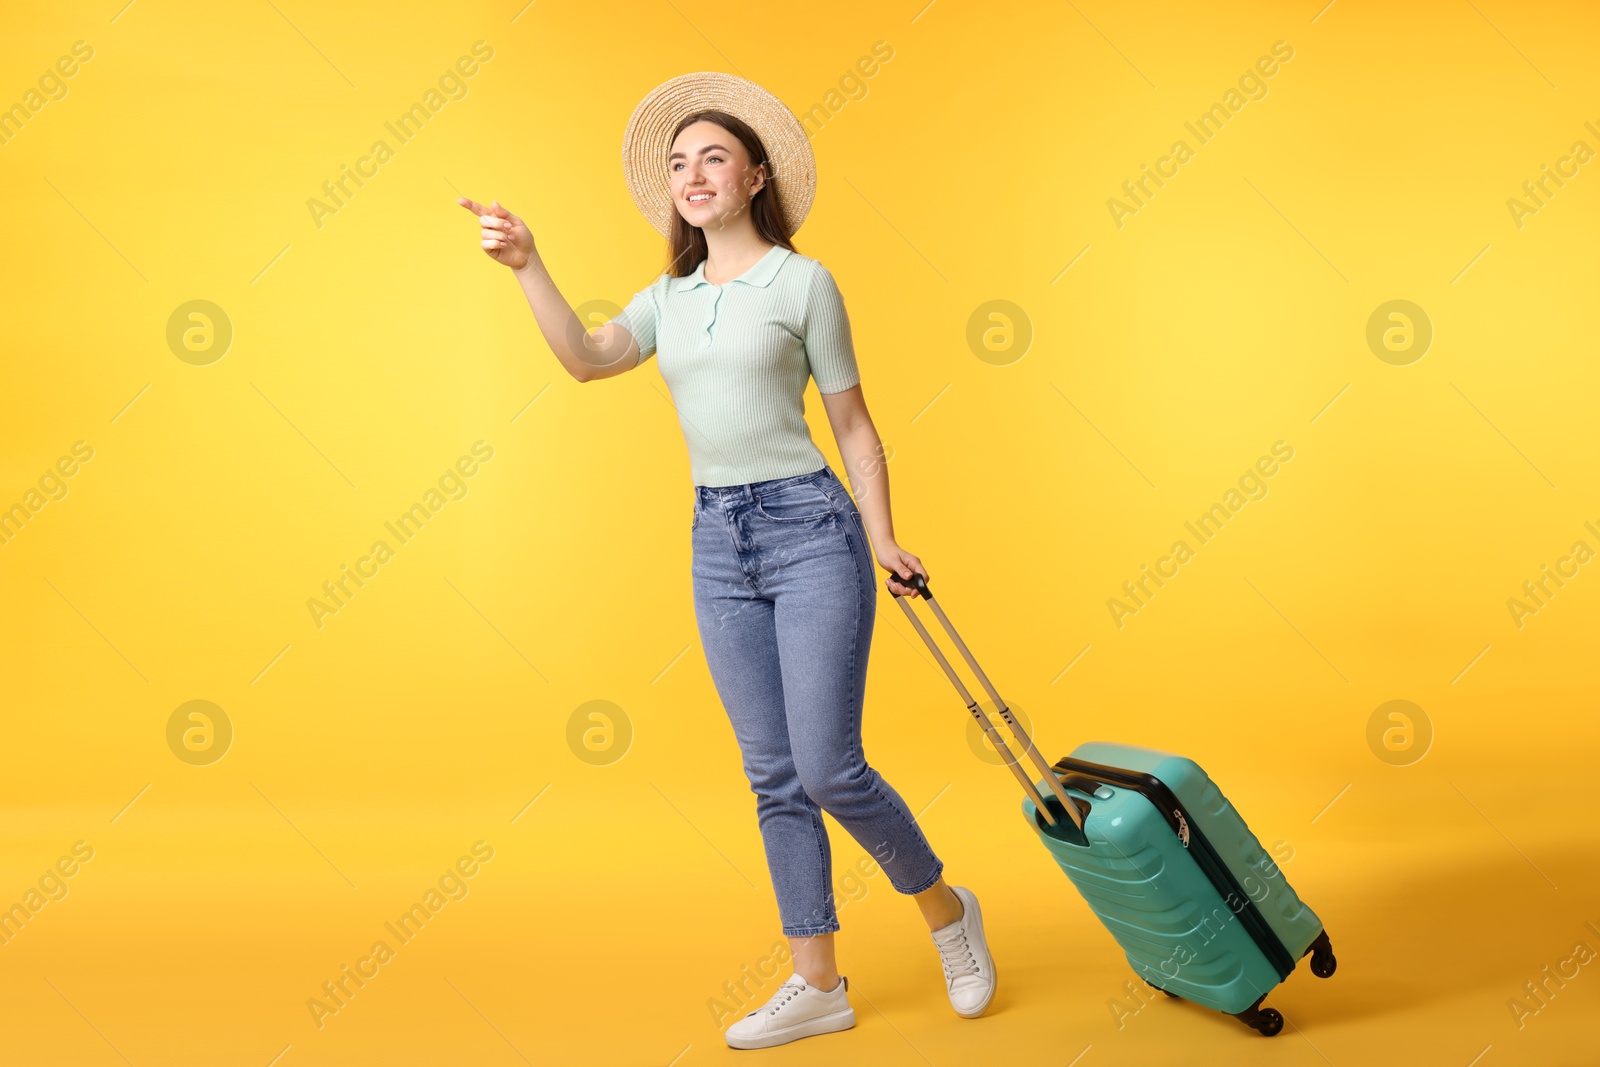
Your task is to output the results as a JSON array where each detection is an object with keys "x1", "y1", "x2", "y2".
[{"x1": 457, "y1": 72, "x2": 995, "y2": 1050}]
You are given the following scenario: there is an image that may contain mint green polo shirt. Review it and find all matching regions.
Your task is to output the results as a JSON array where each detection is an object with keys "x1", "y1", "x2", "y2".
[{"x1": 612, "y1": 244, "x2": 861, "y2": 487}]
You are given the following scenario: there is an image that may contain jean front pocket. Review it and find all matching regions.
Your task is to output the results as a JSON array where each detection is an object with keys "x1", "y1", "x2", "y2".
[{"x1": 754, "y1": 478, "x2": 836, "y2": 523}]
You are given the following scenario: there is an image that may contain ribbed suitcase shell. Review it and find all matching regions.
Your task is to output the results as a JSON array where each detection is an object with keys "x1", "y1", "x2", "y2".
[{"x1": 1021, "y1": 740, "x2": 1325, "y2": 1014}]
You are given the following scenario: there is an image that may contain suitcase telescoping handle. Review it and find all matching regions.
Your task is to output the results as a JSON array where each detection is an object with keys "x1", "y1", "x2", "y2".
[{"x1": 888, "y1": 572, "x2": 1084, "y2": 830}]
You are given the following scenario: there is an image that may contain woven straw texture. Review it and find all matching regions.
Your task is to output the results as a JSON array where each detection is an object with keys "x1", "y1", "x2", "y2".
[{"x1": 621, "y1": 71, "x2": 815, "y2": 238}]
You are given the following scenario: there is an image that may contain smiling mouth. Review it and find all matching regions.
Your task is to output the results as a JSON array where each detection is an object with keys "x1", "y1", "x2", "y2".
[{"x1": 686, "y1": 193, "x2": 716, "y2": 204}]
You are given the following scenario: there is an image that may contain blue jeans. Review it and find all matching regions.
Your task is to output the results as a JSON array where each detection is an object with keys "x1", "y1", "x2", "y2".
[{"x1": 691, "y1": 463, "x2": 945, "y2": 937}]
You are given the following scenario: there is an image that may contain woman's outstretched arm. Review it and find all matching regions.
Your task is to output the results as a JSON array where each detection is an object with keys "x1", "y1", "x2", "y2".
[
  {"x1": 457, "y1": 196, "x2": 640, "y2": 382},
  {"x1": 819, "y1": 383, "x2": 927, "y2": 598}
]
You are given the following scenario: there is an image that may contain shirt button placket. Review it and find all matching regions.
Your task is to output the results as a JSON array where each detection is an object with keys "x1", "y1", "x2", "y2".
[{"x1": 702, "y1": 289, "x2": 721, "y2": 347}]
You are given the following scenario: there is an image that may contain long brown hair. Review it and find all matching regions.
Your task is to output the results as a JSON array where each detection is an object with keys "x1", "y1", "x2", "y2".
[{"x1": 663, "y1": 110, "x2": 797, "y2": 278}]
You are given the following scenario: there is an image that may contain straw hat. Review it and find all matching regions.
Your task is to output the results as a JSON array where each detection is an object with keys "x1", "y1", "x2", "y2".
[{"x1": 621, "y1": 71, "x2": 816, "y2": 238}]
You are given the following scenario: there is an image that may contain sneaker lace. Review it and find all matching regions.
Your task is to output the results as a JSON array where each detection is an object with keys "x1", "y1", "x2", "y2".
[
  {"x1": 937, "y1": 928, "x2": 979, "y2": 982},
  {"x1": 765, "y1": 979, "x2": 806, "y2": 1015}
]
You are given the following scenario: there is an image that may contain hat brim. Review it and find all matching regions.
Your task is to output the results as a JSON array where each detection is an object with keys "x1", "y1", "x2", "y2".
[{"x1": 622, "y1": 72, "x2": 816, "y2": 239}]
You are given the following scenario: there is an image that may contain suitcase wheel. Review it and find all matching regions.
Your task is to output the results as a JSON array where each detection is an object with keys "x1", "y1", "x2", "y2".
[
  {"x1": 1233, "y1": 998, "x2": 1285, "y2": 1037},
  {"x1": 1305, "y1": 930, "x2": 1337, "y2": 979},
  {"x1": 1251, "y1": 1008, "x2": 1284, "y2": 1037}
]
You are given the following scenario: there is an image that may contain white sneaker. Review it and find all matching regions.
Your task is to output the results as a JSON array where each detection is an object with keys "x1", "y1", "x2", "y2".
[
  {"x1": 930, "y1": 885, "x2": 996, "y2": 1017},
  {"x1": 723, "y1": 972, "x2": 855, "y2": 1050}
]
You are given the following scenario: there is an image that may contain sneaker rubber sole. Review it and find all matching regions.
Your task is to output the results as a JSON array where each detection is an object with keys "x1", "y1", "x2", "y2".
[{"x1": 724, "y1": 1005, "x2": 856, "y2": 1050}]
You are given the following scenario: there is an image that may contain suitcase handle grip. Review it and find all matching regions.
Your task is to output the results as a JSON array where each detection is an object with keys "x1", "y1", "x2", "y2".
[{"x1": 886, "y1": 571, "x2": 930, "y2": 598}]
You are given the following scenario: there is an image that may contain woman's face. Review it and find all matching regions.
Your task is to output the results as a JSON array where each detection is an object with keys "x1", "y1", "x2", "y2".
[{"x1": 668, "y1": 120, "x2": 766, "y2": 231}]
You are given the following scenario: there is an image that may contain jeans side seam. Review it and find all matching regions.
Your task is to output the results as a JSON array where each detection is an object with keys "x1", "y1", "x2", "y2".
[{"x1": 805, "y1": 800, "x2": 836, "y2": 933}]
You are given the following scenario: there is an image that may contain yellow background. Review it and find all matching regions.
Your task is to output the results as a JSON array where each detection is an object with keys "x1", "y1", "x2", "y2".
[{"x1": 3, "y1": 0, "x2": 1598, "y2": 1063}]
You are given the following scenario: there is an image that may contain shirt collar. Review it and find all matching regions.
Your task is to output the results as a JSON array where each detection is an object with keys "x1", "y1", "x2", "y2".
[{"x1": 674, "y1": 244, "x2": 792, "y2": 292}]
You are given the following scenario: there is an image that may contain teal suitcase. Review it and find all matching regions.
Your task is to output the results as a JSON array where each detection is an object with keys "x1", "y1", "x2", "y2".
[
  {"x1": 1021, "y1": 742, "x2": 1336, "y2": 1034},
  {"x1": 891, "y1": 574, "x2": 1336, "y2": 1036}
]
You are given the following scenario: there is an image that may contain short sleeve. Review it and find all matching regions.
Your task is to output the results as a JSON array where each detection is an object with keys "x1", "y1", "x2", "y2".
[
  {"x1": 611, "y1": 273, "x2": 666, "y2": 366},
  {"x1": 803, "y1": 265, "x2": 861, "y2": 394}
]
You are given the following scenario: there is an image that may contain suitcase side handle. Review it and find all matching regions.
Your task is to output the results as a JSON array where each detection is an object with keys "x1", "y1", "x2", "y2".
[{"x1": 889, "y1": 570, "x2": 1084, "y2": 831}]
